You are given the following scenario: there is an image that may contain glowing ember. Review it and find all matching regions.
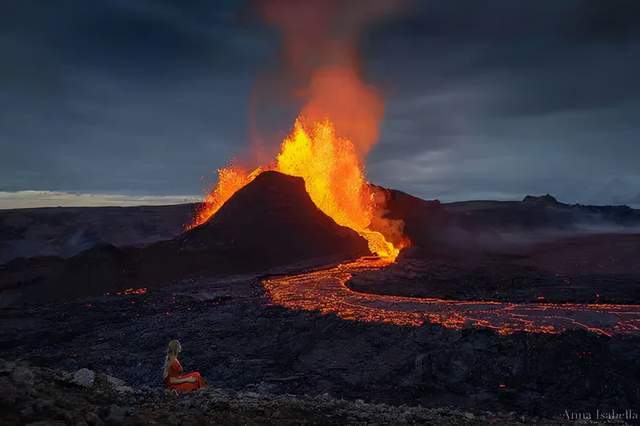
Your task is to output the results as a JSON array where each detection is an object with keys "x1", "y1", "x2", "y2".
[
  {"x1": 189, "y1": 119, "x2": 400, "y2": 260},
  {"x1": 116, "y1": 287, "x2": 148, "y2": 296}
]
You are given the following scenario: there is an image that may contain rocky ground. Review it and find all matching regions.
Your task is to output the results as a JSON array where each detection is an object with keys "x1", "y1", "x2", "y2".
[
  {"x1": 1, "y1": 269, "x2": 639, "y2": 424},
  {"x1": 0, "y1": 359, "x2": 538, "y2": 425},
  {"x1": 2, "y1": 189, "x2": 640, "y2": 424}
]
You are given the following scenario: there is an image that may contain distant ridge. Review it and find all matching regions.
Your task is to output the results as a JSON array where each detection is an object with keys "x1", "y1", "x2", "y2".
[{"x1": 522, "y1": 194, "x2": 561, "y2": 205}]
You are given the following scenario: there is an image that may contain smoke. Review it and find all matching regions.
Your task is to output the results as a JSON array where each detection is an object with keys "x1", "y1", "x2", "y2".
[
  {"x1": 301, "y1": 67, "x2": 382, "y2": 156},
  {"x1": 251, "y1": 0, "x2": 406, "y2": 158}
]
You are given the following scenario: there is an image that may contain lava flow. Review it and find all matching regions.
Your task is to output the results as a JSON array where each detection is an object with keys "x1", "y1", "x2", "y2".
[
  {"x1": 189, "y1": 118, "x2": 400, "y2": 260},
  {"x1": 262, "y1": 257, "x2": 640, "y2": 336}
]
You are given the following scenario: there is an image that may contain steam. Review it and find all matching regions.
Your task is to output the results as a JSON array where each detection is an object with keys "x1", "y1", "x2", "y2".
[
  {"x1": 193, "y1": 1, "x2": 409, "y2": 257},
  {"x1": 252, "y1": 0, "x2": 405, "y2": 156},
  {"x1": 252, "y1": 0, "x2": 409, "y2": 251}
]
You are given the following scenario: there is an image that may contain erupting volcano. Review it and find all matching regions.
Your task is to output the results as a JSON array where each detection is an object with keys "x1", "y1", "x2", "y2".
[
  {"x1": 187, "y1": 0, "x2": 407, "y2": 260},
  {"x1": 4, "y1": 1, "x2": 640, "y2": 422},
  {"x1": 189, "y1": 118, "x2": 401, "y2": 260}
]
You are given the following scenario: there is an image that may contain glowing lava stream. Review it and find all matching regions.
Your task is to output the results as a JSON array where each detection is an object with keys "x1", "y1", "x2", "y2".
[{"x1": 262, "y1": 257, "x2": 640, "y2": 336}]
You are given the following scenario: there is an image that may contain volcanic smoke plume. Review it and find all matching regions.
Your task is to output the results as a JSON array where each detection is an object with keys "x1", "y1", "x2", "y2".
[{"x1": 191, "y1": 0, "x2": 407, "y2": 259}]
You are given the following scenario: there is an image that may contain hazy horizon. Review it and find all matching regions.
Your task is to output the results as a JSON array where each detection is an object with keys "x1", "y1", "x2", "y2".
[{"x1": 1, "y1": 186, "x2": 638, "y2": 210}]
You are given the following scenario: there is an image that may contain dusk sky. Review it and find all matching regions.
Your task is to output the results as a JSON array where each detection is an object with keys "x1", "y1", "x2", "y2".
[{"x1": 1, "y1": 0, "x2": 639, "y2": 208}]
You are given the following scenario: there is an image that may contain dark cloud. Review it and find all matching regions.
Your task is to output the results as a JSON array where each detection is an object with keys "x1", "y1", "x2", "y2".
[
  {"x1": 0, "y1": 0, "x2": 639, "y2": 206},
  {"x1": 0, "y1": 0, "x2": 274, "y2": 195},
  {"x1": 371, "y1": 0, "x2": 640, "y2": 43},
  {"x1": 363, "y1": 0, "x2": 640, "y2": 206}
]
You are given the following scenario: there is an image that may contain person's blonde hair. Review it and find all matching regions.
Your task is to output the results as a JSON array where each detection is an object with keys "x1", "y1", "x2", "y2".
[{"x1": 162, "y1": 340, "x2": 182, "y2": 379}]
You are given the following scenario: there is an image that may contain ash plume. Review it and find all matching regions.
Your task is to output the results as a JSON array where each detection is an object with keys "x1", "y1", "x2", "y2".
[{"x1": 249, "y1": 0, "x2": 407, "y2": 160}]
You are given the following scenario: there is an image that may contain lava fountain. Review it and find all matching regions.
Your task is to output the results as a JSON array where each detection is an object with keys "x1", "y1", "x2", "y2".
[{"x1": 189, "y1": 1, "x2": 406, "y2": 260}]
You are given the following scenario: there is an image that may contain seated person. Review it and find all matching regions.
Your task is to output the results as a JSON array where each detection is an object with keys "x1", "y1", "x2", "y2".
[{"x1": 162, "y1": 340, "x2": 206, "y2": 393}]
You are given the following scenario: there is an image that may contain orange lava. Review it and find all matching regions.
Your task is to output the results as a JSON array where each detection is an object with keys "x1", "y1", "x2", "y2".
[
  {"x1": 277, "y1": 120, "x2": 398, "y2": 259},
  {"x1": 116, "y1": 287, "x2": 148, "y2": 296},
  {"x1": 189, "y1": 119, "x2": 400, "y2": 260},
  {"x1": 188, "y1": 167, "x2": 263, "y2": 230},
  {"x1": 262, "y1": 258, "x2": 640, "y2": 336}
]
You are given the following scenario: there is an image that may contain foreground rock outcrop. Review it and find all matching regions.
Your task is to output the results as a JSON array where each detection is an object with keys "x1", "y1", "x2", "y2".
[{"x1": 0, "y1": 359, "x2": 533, "y2": 425}]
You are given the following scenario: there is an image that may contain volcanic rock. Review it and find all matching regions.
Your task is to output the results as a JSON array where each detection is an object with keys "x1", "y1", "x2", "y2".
[
  {"x1": 105, "y1": 405, "x2": 129, "y2": 424},
  {"x1": 12, "y1": 366, "x2": 35, "y2": 386},
  {"x1": 0, "y1": 359, "x2": 536, "y2": 424},
  {"x1": 443, "y1": 196, "x2": 640, "y2": 234},
  {"x1": 374, "y1": 186, "x2": 640, "y2": 257},
  {"x1": 73, "y1": 369, "x2": 96, "y2": 388},
  {"x1": 371, "y1": 185, "x2": 447, "y2": 249},
  {"x1": 105, "y1": 375, "x2": 134, "y2": 393},
  {"x1": 2, "y1": 268, "x2": 639, "y2": 420}
]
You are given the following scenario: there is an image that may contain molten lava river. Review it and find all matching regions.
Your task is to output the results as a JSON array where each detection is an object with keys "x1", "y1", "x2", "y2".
[
  {"x1": 262, "y1": 257, "x2": 640, "y2": 337},
  {"x1": 193, "y1": 118, "x2": 640, "y2": 337}
]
